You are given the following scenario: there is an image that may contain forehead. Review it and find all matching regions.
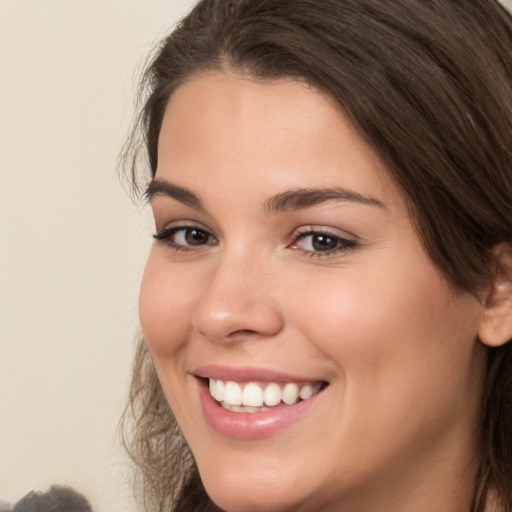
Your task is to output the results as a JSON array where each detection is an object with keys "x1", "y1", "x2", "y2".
[{"x1": 157, "y1": 71, "x2": 404, "y2": 212}]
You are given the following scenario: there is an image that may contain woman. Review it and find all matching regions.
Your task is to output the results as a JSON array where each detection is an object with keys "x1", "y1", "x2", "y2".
[{"x1": 121, "y1": 0, "x2": 512, "y2": 510}]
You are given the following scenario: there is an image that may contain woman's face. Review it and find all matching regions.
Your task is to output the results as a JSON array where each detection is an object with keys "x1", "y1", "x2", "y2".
[{"x1": 140, "y1": 71, "x2": 487, "y2": 512}]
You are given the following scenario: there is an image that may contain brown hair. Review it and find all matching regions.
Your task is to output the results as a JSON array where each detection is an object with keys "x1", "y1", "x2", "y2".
[{"x1": 121, "y1": 1, "x2": 512, "y2": 510}]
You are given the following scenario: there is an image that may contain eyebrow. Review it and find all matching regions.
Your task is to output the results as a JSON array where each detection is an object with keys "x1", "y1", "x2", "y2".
[
  {"x1": 265, "y1": 187, "x2": 387, "y2": 213},
  {"x1": 146, "y1": 179, "x2": 205, "y2": 211},
  {"x1": 146, "y1": 178, "x2": 386, "y2": 213}
]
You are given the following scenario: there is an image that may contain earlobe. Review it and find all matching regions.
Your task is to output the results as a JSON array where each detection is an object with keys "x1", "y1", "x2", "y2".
[{"x1": 478, "y1": 243, "x2": 512, "y2": 348}]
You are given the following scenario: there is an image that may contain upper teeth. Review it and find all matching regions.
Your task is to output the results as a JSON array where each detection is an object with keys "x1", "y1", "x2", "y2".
[{"x1": 209, "y1": 379, "x2": 322, "y2": 409}]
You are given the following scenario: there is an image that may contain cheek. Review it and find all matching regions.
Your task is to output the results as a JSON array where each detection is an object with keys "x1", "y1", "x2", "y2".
[
  {"x1": 138, "y1": 252, "x2": 195, "y2": 357},
  {"x1": 287, "y1": 253, "x2": 481, "y2": 402},
  {"x1": 282, "y1": 257, "x2": 483, "y2": 470}
]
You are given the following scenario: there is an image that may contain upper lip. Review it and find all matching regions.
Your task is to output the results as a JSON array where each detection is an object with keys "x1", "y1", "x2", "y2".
[{"x1": 192, "y1": 365, "x2": 327, "y2": 384}]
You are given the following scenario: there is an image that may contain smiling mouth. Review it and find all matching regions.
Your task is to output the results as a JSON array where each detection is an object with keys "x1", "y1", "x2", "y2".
[{"x1": 208, "y1": 378, "x2": 326, "y2": 413}]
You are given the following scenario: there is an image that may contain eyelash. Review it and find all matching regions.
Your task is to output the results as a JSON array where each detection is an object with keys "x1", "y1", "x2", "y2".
[
  {"x1": 153, "y1": 225, "x2": 357, "y2": 257},
  {"x1": 153, "y1": 226, "x2": 218, "y2": 251},
  {"x1": 289, "y1": 229, "x2": 357, "y2": 258}
]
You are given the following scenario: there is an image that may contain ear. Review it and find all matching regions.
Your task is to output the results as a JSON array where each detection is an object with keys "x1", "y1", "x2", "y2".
[{"x1": 478, "y1": 243, "x2": 512, "y2": 347}]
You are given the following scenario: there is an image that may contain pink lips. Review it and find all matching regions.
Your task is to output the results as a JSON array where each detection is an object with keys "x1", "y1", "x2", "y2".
[{"x1": 194, "y1": 366, "x2": 326, "y2": 440}]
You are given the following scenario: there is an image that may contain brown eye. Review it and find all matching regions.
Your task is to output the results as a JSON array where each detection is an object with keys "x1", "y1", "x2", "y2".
[
  {"x1": 183, "y1": 228, "x2": 210, "y2": 245},
  {"x1": 153, "y1": 226, "x2": 217, "y2": 249},
  {"x1": 309, "y1": 234, "x2": 339, "y2": 252},
  {"x1": 291, "y1": 230, "x2": 357, "y2": 257}
]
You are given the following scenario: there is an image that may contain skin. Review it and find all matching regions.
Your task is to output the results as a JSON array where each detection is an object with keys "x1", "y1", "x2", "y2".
[{"x1": 139, "y1": 71, "x2": 490, "y2": 512}]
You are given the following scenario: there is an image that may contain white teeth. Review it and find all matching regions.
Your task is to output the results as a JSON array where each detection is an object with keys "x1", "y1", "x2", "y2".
[
  {"x1": 209, "y1": 378, "x2": 225, "y2": 401},
  {"x1": 224, "y1": 381, "x2": 242, "y2": 406},
  {"x1": 282, "y1": 383, "x2": 299, "y2": 405},
  {"x1": 208, "y1": 378, "x2": 323, "y2": 410},
  {"x1": 214, "y1": 379, "x2": 225, "y2": 402},
  {"x1": 263, "y1": 383, "x2": 282, "y2": 406},
  {"x1": 299, "y1": 383, "x2": 314, "y2": 400},
  {"x1": 221, "y1": 403, "x2": 266, "y2": 413},
  {"x1": 242, "y1": 383, "x2": 264, "y2": 407}
]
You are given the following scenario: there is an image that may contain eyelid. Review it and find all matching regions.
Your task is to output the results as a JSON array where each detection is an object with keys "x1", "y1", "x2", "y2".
[
  {"x1": 288, "y1": 225, "x2": 358, "y2": 257},
  {"x1": 154, "y1": 218, "x2": 217, "y2": 237},
  {"x1": 291, "y1": 224, "x2": 357, "y2": 240},
  {"x1": 153, "y1": 221, "x2": 218, "y2": 250},
  {"x1": 155, "y1": 217, "x2": 205, "y2": 230}
]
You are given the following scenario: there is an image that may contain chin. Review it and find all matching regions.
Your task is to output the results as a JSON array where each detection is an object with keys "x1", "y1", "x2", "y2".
[
  {"x1": 197, "y1": 457, "x2": 316, "y2": 512},
  {"x1": 204, "y1": 482, "x2": 306, "y2": 512}
]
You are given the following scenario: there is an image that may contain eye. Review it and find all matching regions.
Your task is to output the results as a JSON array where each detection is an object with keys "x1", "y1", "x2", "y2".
[
  {"x1": 290, "y1": 229, "x2": 356, "y2": 257},
  {"x1": 153, "y1": 225, "x2": 217, "y2": 250}
]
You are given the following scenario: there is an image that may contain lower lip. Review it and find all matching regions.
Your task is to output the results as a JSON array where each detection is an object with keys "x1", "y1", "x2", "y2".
[{"x1": 197, "y1": 380, "x2": 325, "y2": 440}]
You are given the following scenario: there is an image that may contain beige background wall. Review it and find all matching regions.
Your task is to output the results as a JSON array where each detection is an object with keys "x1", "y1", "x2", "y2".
[
  {"x1": 0, "y1": 1, "x2": 194, "y2": 510},
  {"x1": 1, "y1": 1, "x2": 512, "y2": 511}
]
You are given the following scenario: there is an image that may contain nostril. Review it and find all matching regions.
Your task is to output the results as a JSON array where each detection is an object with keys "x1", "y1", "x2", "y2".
[{"x1": 228, "y1": 329, "x2": 258, "y2": 337}]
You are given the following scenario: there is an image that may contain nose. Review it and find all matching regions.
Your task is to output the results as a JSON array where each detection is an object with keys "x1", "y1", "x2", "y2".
[{"x1": 191, "y1": 250, "x2": 284, "y2": 344}]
